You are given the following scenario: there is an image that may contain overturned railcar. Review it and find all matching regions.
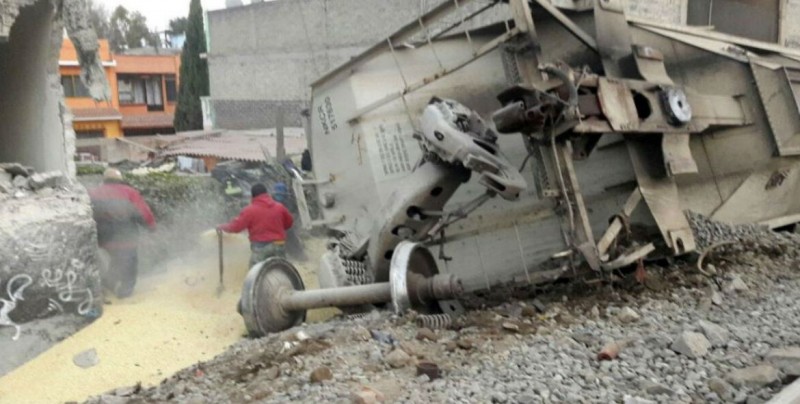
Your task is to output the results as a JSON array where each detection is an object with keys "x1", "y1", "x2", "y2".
[{"x1": 269, "y1": 0, "x2": 800, "y2": 328}]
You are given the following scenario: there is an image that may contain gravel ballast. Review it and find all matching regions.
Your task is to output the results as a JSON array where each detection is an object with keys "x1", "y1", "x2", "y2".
[{"x1": 86, "y1": 215, "x2": 800, "y2": 403}]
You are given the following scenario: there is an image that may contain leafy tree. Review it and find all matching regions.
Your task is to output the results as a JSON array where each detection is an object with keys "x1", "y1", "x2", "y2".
[
  {"x1": 108, "y1": 6, "x2": 160, "y2": 51},
  {"x1": 108, "y1": 6, "x2": 130, "y2": 51},
  {"x1": 169, "y1": 17, "x2": 189, "y2": 35},
  {"x1": 84, "y1": 0, "x2": 110, "y2": 39},
  {"x1": 127, "y1": 11, "x2": 161, "y2": 48},
  {"x1": 174, "y1": 0, "x2": 210, "y2": 131}
]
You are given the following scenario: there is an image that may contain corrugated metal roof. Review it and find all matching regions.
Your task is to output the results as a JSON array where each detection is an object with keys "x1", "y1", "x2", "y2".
[
  {"x1": 162, "y1": 131, "x2": 307, "y2": 162},
  {"x1": 121, "y1": 114, "x2": 175, "y2": 129}
]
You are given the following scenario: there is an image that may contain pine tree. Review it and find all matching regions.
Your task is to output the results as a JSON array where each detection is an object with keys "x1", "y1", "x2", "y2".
[{"x1": 174, "y1": 0, "x2": 209, "y2": 131}]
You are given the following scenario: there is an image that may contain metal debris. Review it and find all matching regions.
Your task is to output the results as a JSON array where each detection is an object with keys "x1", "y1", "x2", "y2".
[{"x1": 415, "y1": 314, "x2": 452, "y2": 330}]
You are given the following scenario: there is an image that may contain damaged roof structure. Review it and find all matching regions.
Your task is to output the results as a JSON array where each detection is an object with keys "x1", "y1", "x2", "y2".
[{"x1": 161, "y1": 129, "x2": 307, "y2": 172}]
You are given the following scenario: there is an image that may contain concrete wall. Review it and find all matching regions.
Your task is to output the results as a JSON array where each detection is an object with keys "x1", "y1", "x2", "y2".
[
  {"x1": 0, "y1": 0, "x2": 71, "y2": 174},
  {"x1": 206, "y1": 0, "x2": 438, "y2": 129},
  {"x1": 0, "y1": 0, "x2": 36, "y2": 39},
  {"x1": 206, "y1": 0, "x2": 694, "y2": 130},
  {"x1": 0, "y1": 182, "x2": 102, "y2": 328},
  {"x1": 76, "y1": 135, "x2": 181, "y2": 163},
  {"x1": 0, "y1": 0, "x2": 103, "y2": 342},
  {"x1": 783, "y1": 0, "x2": 800, "y2": 48}
]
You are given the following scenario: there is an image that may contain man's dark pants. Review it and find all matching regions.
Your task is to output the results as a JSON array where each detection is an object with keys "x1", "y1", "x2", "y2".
[
  {"x1": 102, "y1": 247, "x2": 138, "y2": 298},
  {"x1": 249, "y1": 241, "x2": 286, "y2": 268}
]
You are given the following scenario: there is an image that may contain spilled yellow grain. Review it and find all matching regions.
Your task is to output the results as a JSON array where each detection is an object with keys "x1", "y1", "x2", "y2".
[{"x1": 0, "y1": 234, "x2": 335, "y2": 403}]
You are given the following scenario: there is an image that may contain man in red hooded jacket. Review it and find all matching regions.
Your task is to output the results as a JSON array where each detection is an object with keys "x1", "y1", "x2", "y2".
[
  {"x1": 89, "y1": 168, "x2": 156, "y2": 298},
  {"x1": 218, "y1": 183, "x2": 294, "y2": 267}
]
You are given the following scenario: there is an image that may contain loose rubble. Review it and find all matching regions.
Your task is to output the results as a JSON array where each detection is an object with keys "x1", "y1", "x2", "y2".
[
  {"x1": 86, "y1": 215, "x2": 800, "y2": 403},
  {"x1": 726, "y1": 365, "x2": 781, "y2": 389},
  {"x1": 766, "y1": 347, "x2": 800, "y2": 377},
  {"x1": 0, "y1": 163, "x2": 69, "y2": 200},
  {"x1": 0, "y1": 162, "x2": 101, "y2": 327},
  {"x1": 73, "y1": 348, "x2": 100, "y2": 369},
  {"x1": 671, "y1": 331, "x2": 711, "y2": 358},
  {"x1": 617, "y1": 307, "x2": 641, "y2": 323},
  {"x1": 697, "y1": 320, "x2": 731, "y2": 348}
]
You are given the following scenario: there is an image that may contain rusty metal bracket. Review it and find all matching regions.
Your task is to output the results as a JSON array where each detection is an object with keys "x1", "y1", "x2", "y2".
[
  {"x1": 751, "y1": 62, "x2": 800, "y2": 156},
  {"x1": 597, "y1": 78, "x2": 640, "y2": 131},
  {"x1": 559, "y1": 141, "x2": 600, "y2": 270},
  {"x1": 508, "y1": 0, "x2": 544, "y2": 82},
  {"x1": 662, "y1": 133, "x2": 699, "y2": 176},
  {"x1": 597, "y1": 187, "x2": 643, "y2": 260},
  {"x1": 601, "y1": 243, "x2": 655, "y2": 271},
  {"x1": 593, "y1": 0, "x2": 635, "y2": 79},
  {"x1": 632, "y1": 45, "x2": 673, "y2": 85},
  {"x1": 626, "y1": 138, "x2": 697, "y2": 255}
]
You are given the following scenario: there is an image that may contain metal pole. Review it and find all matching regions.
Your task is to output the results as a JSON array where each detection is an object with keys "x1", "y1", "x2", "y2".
[
  {"x1": 216, "y1": 230, "x2": 225, "y2": 296},
  {"x1": 280, "y1": 273, "x2": 463, "y2": 312},
  {"x1": 276, "y1": 109, "x2": 286, "y2": 162},
  {"x1": 281, "y1": 283, "x2": 392, "y2": 311}
]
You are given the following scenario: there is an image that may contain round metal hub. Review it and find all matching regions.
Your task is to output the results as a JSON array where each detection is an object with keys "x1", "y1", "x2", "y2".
[
  {"x1": 661, "y1": 87, "x2": 692, "y2": 125},
  {"x1": 390, "y1": 241, "x2": 440, "y2": 314},
  {"x1": 240, "y1": 257, "x2": 306, "y2": 337}
]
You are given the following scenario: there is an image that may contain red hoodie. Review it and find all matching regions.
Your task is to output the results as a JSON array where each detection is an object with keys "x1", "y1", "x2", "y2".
[{"x1": 220, "y1": 194, "x2": 294, "y2": 242}]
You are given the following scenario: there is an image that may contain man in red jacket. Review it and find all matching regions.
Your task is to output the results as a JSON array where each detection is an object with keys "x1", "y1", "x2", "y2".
[
  {"x1": 89, "y1": 168, "x2": 156, "y2": 298},
  {"x1": 218, "y1": 183, "x2": 294, "y2": 267}
]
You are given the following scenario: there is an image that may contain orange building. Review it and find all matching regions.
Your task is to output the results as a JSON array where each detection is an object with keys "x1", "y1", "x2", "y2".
[
  {"x1": 59, "y1": 39, "x2": 122, "y2": 138},
  {"x1": 115, "y1": 53, "x2": 181, "y2": 136},
  {"x1": 59, "y1": 39, "x2": 181, "y2": 141}
]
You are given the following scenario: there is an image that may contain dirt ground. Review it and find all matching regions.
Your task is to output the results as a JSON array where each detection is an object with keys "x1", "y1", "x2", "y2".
[{"x1": 0, "y1": 234, "x2": 334, "y2": 403}]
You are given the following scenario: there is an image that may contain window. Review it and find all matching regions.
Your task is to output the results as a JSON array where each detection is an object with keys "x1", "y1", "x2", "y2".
[
  {"x1": 118, "y1": 75, "x2": 164, "y2": 111},
  {"x1": 118, "y1": 75, "x2": 146, "y2": 104},
  {"x1": 61, "y1": 75, "x2": 91, "y2": 98},
  {"x1": 165, "y1": 75, "x2": 177, "y2": 103}
]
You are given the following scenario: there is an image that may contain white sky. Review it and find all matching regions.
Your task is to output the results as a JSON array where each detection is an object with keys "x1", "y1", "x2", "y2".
[{"x1": 95, "y1": 0, "x2": 248, "y2": 32}]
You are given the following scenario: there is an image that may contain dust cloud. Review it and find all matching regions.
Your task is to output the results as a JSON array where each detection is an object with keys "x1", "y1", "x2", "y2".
[{"x1": 0, "y1": 173, "x2": 335, "y2": 402}]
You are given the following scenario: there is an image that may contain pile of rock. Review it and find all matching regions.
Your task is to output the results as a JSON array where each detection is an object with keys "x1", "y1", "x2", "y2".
[
  {"x1": 0, "y1": 162, "x2": 70, "y2": 200},
  {"x1": 85, "y1": 214, "x2": 800, "y2": 404},
  {"x1": 686, "y1": 211, "x2": 795, "y2": 250},
  {"x1": 0, "y1": 162, "x2": 101, "y2": 324}
]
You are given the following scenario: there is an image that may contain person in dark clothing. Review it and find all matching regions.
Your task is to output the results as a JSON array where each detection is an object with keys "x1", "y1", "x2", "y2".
[
  {"x1": 218, "y1": 183, "x2": 294, "y2": 267},
  {"x1": 301, "y1": 149, "x2": 312, "y2": 172},
  {"x1": 270, "y1": 181, "x2": 306, "y2": 260},
  {"x1": 89, "y1": 168, "x2": 156, "y2": 298}
]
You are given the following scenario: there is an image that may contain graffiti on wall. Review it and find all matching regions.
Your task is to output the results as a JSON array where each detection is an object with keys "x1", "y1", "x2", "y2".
[
  {"x1": 0, "y1": 258, "x2": 97, "y2": 341},
  {"x1": 40, "y1": 259, "x2": 96, "y2": 316},
  {"x1": 0, "y1": 274, "x2": 33, "y2": 340}
]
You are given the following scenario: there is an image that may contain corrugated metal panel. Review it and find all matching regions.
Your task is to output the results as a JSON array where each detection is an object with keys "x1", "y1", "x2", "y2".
[{"x1": 163, "y1": 132, "x2": 307, "y2": 162}]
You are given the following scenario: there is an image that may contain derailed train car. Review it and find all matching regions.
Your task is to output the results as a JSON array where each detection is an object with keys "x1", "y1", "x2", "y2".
[{"x1": 240, "y1": 0, "x2": 800, "y2": 335}]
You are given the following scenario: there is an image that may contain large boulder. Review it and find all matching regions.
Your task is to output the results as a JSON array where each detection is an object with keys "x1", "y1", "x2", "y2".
[
  {"x1": 0, "y1": 180, "x2": 102, "y2": 327},
  {"x1": 671, "y1": 331, "x2": 711, "y2": 358}
]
